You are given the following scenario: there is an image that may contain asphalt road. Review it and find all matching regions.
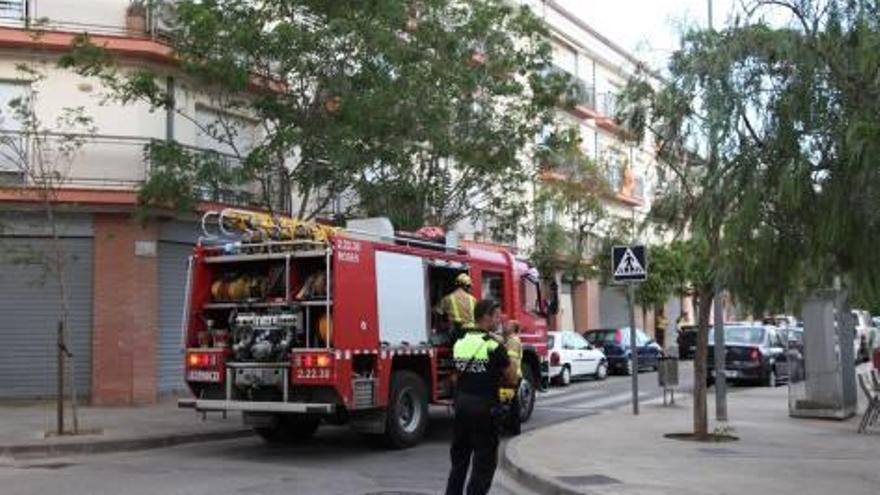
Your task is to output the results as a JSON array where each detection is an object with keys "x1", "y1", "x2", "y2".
[{"x1": 0, "y1": 362, "x2": 693, "y2": 495}]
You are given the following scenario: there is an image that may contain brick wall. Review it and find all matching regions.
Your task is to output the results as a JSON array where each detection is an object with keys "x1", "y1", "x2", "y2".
[
  {"x1": 572, "y1": 279, "x2": 602, "y2": 331},
  {"x1": 91, "y1": 213, "x2": 159, "y2": 405}
]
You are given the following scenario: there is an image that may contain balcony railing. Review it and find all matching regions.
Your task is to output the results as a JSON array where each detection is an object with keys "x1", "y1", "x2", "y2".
[
  {"x1": 0, "y1": 0, "x2": 175, "y2": 40},
  {"x1": 566, "y1": 78, "x2": 596, "y2": 111},
  {"x1": 545, "y1": 65, "x2": 596, "y2": 112},
  {"x1": 0, "y1": 129, "x2": 262, "y2": 208},
  {"x1": 597, "y1": 92, "x2": 619, "y2": 118}
]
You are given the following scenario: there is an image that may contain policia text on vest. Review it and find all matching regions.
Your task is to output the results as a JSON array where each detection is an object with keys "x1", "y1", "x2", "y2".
[{"x1": 445, "y1": 300, "x2": 509, "y2": 495}]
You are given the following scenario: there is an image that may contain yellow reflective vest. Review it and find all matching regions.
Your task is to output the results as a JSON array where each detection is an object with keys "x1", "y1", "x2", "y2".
[{"x1": 440, "y1": 289, "x2": 477, "y2": 329}]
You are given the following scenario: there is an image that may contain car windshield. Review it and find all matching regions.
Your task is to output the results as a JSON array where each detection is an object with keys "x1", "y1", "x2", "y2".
[
  {"x1": 584, "y1": 330, "x2": 617, "y2": 344},
  {"x1": 709, "y1": 326, "x2": 766, "y2": 345}
]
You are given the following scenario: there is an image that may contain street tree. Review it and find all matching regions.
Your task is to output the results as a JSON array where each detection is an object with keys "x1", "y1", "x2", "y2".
[
  {"x1": 530, "y1": 128, "x2": 612, "y2": 283},
  {"x1": 618, "y1": 26, "x2": 767, "y2": 437},
  {"x1": 0, "y1": 60, "x2": 96, "y2": 434},
  {"x1": 634, "y1": 243, "x2": 689, "y2": 337},
  {"x1": 60, "y1": 0, "x2": 563, "y2": 232},
  {"x1": 622, "y1": 0, "x2": 880, "y2": 436}
]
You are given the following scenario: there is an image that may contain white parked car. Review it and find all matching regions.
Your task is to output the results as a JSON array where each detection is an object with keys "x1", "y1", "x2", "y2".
[{"x1": 547, "y1": 330, "x2": 608, "y2": 386}]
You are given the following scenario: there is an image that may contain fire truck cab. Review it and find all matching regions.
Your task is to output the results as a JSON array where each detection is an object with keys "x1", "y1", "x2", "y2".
[{"x1": 179, "y1": 211, "x2": 550, "y2": 448}]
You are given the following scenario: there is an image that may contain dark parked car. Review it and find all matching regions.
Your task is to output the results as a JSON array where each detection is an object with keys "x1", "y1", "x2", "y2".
[
  {"x1": 583, "y1": 328, "x2": 663, "y2": 375},
  {"x1": 707, "y1": 324, "x2": 791, "y2": 387},
  {"x1": 676, "y1": 325, "x2": 697, "y2": 359}
]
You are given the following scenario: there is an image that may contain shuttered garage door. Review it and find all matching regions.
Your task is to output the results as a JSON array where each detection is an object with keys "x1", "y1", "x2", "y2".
[
  {"x1": 0, "y1": 237, "x2": 93, "y2": 399},
  {"x1": 157, "y1": 242, "x2": 193, "y2": 394},
  {"x1": 600, "y1": 285, "x2": 630, "y2": 329}
]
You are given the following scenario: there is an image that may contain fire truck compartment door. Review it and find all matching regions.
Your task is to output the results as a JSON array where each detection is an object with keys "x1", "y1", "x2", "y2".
[{"x1": 375, "y1": 251, "x2": 428, "y2": 346}]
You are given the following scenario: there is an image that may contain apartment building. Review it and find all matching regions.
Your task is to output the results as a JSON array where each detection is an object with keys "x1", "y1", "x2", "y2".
[
  {"x1": 0, "y1": 0, "x2": 259, "y2": 403},
  {"x1": 520, "y1": 0, "x2": 671, "y2": 337}
]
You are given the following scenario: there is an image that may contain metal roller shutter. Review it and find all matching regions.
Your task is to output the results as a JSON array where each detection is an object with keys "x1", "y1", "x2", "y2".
[
  {"x1": 600, "y1": 285, "x2": 629, "y2": 329},
  {"x1": 157, "y1": 241, "x2": 193, "y2": 394},
  {"x1": 0, "y1": 237, "x2": 93, "y2": 398}
]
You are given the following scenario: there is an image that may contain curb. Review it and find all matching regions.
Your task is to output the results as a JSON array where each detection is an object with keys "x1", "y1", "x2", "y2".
[
  {"x1": 501, "y1": 394, "x2": 677, "y2": 495},
  {"x1": 0, "y1": 428, "x2": 253, "y2": 459},
  {"x1": 500, "y1": 429, "x2": 588, "y2": 495}
]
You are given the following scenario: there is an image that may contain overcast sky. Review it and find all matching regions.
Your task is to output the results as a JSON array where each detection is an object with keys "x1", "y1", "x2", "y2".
[{"x1": 553, "y1": 0, "x2": 743, "y2": 70}]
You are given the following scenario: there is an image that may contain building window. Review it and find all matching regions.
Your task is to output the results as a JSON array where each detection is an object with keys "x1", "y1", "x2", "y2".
[
  {"x1": 552, "y1": 41, "x2": 578, "y2": 76},
  {"x1": 0, "y1": 80, "x2": 31, "y2": 181},
  {"x1": 194, "y1": 105, "x2": 256, "y2": 158},
  {"x1": 600, "y1": 149, "x2": 624, "y2": 191},
  {"x1": 633, "y1": 176, "x2": 645, "y2": 199},
  {"x1": 0, "y1": 1, "x2": 25, "y2": 21}
]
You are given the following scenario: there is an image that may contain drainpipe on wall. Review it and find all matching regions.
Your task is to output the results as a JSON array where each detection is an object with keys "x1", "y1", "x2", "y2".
[{"x1": 165, "y1": 76, "x2": 175, "y2": 142}]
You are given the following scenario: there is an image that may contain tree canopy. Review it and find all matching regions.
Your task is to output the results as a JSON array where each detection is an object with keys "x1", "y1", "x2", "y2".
[
  {"x1": 61, "y1": 0, "x2": 563, "y2": 232},
  {"x1": 618, "y1": 0, "x2": 880, "y2": 437}
]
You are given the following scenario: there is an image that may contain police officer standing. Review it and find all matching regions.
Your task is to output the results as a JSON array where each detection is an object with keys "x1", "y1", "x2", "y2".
[{"x1": 445, "y1": 300, "x2": 509, "y2": 495}]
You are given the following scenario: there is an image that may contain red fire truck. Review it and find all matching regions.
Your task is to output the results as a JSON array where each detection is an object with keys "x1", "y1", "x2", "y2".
[{"x1": 179, "y1": 210, "x2": 551, "y2": 448}]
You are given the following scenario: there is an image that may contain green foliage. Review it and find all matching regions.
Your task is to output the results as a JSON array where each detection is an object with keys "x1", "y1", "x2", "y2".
[
  {"x1": 633, "y1": 243, "x2": 687, "y2": 310},
  {"x1": 60, "y1": 0, "x2": 560, "y2": 228},
  {"x1": 618, "y1": 1, "x2": 880, "y2": 314},
  {"x1": 530, "y1": 127, "x2": 612, "y2": 281},
  {"x1": 136, "y1": 141, "x2": 254, "y2": 219}
]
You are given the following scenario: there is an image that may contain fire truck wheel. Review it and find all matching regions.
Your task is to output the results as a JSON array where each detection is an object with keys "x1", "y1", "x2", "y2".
[
  {"x1": 385, "y1": 370, "x2": 429, "y2": 449},
  {"x1": 518, "y1": 363, "x2": 537, "y2": 423},
  {"x1": 254, "y1": 415, "x2": 320, "y2": 444}
]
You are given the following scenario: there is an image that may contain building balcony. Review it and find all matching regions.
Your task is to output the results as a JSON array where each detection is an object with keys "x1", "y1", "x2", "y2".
[
  {"x1": 0, "y1": 130, "x2": 263, "y2": 209},
  {"x1": 545, "y1": 65, "x2": 599, "y2": 120},
  {"x1": 0, "y1": 0, "x2": 172, "y2": 39}
]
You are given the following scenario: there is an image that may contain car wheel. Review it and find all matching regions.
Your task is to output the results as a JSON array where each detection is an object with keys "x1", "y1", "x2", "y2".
[
  {"x1": 765, "y1": 367, "x2": 777, "y2": 388},
  {"x1": 383, "y1": 370, "x2": 429, "y2": 449},
  {"x1": 594, "y1": 361, "x2": 608, "y2": 381},
  {"x1": 560, "y1": 365, "x2": 572, "y2": 386},
  {"x1": 518, "y1": 363, "x2": 537, "y2": 423},
  {"x1": 254, "y1": 415, "x2": 320, "y2": 444}
]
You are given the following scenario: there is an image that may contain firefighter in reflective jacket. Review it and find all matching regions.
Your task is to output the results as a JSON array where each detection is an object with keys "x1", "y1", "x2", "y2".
[
  {"x1": 437, "y1": 273, "x2": 477, "y2": 340},
  {"x1": 446, "y1": 300, "x2": 509, "y2": 495},
  {"x1": 499, "y1": 320, "x2": 523, "y2": 435}
]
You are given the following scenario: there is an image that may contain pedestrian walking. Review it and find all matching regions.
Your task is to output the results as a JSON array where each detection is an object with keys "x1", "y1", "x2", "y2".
[{"x1": 445, "y1": 299, "x2": 509, "y2": 495}]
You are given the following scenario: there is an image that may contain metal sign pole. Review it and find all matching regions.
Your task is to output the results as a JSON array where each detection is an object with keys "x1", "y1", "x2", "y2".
[
  {"x1": 713, "y1": 283, "x2": 727, "y2": 421},
  {"x1": 612, "y1": 244, "x2": 646, "y2": 416},
  {"x1": 627, "y1": 283, "x2": 639, "y2": 415}
]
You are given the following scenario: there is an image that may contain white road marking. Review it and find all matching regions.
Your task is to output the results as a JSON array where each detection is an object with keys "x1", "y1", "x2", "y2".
[
  {"x1": 538, "y1": 389, "x2": 606, "y2": 407},
  {"x1": 539, "y1": 391, "x2": 650, "y2": 411}
]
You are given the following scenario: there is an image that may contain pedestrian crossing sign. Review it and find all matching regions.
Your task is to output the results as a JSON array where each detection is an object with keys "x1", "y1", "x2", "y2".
[{"x1": 612, "y1": 245, "x2": 647, "y2": 282}]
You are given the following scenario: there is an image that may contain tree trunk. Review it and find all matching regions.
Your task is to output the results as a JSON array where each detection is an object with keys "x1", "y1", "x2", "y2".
[
  {"x1": 693, "y1": 289, "x2": 713, "y2": 439},
  {"x1": 44, "y1": 195, "x2": 78, "y2": 432}
]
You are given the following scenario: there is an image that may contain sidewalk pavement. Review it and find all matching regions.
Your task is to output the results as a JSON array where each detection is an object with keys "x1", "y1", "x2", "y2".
[
  {"x1": 504, "y1": 385, "x2": 879, "y2": 495},
  {"x1": 0, "y1": 396, "x2": 249, "y2": 459}
]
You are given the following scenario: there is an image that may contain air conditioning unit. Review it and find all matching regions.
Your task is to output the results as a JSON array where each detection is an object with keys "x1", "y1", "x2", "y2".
[{"x1": 148, "y1": 0, "x2": 176, "y2": 39}]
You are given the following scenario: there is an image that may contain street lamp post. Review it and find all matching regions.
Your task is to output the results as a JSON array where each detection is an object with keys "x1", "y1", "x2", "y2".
[{"x1": 707, "y1": 0, "x2": 729, "y2": 424}]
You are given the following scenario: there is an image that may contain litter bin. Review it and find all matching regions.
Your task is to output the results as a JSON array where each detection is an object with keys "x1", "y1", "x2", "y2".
[
  {"x1": 657, "y1": 356, "x2": 679, "y2": 405},
  {"x1": 658, "y1": 356, "x2": 679, "y2": 387}
]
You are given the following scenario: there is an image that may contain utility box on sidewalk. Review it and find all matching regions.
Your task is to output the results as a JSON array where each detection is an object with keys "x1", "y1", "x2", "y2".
[
  {"x1": 790, "y1": 290, "x2": 857, "y2": 420},
  {"x1": 657, "y1": 356, "x2": 678, "y2": 405}
]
